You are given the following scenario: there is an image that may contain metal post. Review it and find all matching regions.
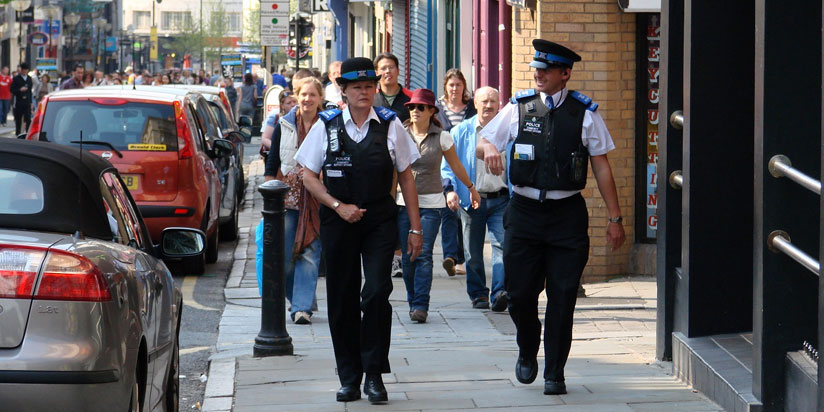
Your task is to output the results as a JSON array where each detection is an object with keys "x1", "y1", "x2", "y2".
[{"x1": 254, "y1": 180, "x2": 294, "y2": 357}]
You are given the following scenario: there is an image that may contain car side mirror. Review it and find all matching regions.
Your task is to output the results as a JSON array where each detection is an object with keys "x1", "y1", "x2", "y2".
[
  {"x1": 238, "y1": 115, "x2": 252, "y2": 127},
  {"x1": 160, "y1": 227, "x2": 206, "y2": 258},
  {"x1": 211, "y1": 138, "x2": 235, "y2": 158},
  {"x1": 238, "y1": 127, "x2": 252, "y2": 143}
]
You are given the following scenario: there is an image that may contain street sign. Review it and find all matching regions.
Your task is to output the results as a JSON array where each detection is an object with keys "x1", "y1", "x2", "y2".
[
  {"x1": 105, "y1": 36, "x2": 117, "y2": 52},
  {"x1": 313, "y1": 0, "x2": 330, "y2": 12},
  {"x1": 260, "y1": 0, "x2": 290, "y2": 46},
  {"x1": 36, "y1": 58, "x2": 57, "y2": 71},
  {"x1": 27, "y1": 32, "x2": 48, "y2": 46}
]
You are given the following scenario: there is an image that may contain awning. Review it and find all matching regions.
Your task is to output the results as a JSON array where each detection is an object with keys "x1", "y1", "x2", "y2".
[{"x1": 617, "y1": 0, "x2": 660, "y2": 12}]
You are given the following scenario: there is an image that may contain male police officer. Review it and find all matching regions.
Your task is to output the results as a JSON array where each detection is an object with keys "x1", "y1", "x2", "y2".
[
  {"x1": 476, "y1": 40, "x2": 626, "y2": 395},
  {"x1": 297, "y1": 57, "x2": 423, "y2": 404}
]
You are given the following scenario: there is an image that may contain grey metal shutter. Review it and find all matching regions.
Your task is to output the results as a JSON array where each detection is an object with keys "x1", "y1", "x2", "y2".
[
  {"x1": 391, "y1": 0, "x2": 408, "y2": 86},
  {"x1": 408, "y1": 0, "x2": 427, "y2": 90}
]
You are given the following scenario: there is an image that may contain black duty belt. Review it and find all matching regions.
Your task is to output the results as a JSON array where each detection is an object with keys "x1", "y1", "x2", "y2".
[{"x1": 479, "y1": 188, "x2": 509, "y2": 199}]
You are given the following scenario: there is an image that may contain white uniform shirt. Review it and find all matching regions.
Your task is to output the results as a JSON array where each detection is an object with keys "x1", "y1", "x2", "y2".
[
  {"x1": 478, "y1": 87, "x2": 615, "y2": 200},
  {"x1": 295, "y1": 106, "x2": 421, "y2": 176}
]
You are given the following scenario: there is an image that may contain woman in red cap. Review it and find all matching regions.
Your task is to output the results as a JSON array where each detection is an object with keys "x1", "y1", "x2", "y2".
[{"x1": 399, "y1": 88, "x2": 480, "y2": 323}]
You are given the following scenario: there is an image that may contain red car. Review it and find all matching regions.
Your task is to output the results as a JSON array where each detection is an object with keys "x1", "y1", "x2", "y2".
[{"x1": 26, "y1": 88, "x2": 234, "y2": 274}]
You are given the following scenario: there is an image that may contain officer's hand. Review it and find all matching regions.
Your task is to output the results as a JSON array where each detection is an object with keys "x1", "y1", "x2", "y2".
[
  {"x1": 407, "y1": 232, "x2": 423, "y2": 261},
  {"x1": 607, "y1": 222, "x2": 626, "y2": 251},
  {"x1": 483, "y1": 145, "x2": 504, "y2": 176},
  {"x1": 446, "y1": 191, "x2": 460, "y2": 211},
  {"x1": 337, "y1": 204, "x2": 367, "y2": 223},
  {"x1": 469, "y1": 187, "x2": 481, "y2": 209}
]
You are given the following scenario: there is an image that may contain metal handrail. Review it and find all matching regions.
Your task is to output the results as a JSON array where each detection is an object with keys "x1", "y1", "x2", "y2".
[
  {"x1": 670, "y1": 110, "x2": 683, "y2": 130},
  {"x1": 768, "y1": 155, "x2": 821, "y2": 195},
  {"x1": 669, "y1": 170, "x2": 683, "y2": 189},
  {"x1": 767, "y1": 230, "x2": 820, "y2": 276}
]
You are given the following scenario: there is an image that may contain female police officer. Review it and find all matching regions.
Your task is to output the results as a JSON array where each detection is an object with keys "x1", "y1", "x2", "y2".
[
  {"x1": 476, "y1": 40, "x2": 626, "y2": 396},
  {"x1": 296, "y1": 57, "x2": 423, "y2": 404}
]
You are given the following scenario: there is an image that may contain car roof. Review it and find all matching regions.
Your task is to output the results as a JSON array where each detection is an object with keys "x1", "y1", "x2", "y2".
[
  {"x1": 159, "y1": 84, "x2": 224, "y2": 96},
  {"x1": 51, "y1": 86, "x2": 194, "y2": 102},
  {"x1": 0, "y1": 139, "x2": 116, "y2": 240}
]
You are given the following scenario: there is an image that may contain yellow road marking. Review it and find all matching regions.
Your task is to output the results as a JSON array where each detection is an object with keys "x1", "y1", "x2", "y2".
[
  {"x1": 182, "y1": 276, "x2": 220, "y2": 312},
  {"x1": 180, "y1": 346, "x2": 210, "y2": 355}
]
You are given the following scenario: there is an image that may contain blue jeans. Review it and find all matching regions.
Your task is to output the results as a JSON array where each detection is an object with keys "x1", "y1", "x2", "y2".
[
  {"x1": 0, "y1": 99, "x2": 10, "y2": 125},
  {"x1": 440, "y1": 207, "x2": 465, "y2": 264},
  {"x1": 283, "y1": 209, "x2": 321, "y2": 317},
  {"x1": 460, "y1": 196, "x2": 508, "y2": 305},
  {"x1": 398, "y1": 207, "x2": 441, "y2": 311}
]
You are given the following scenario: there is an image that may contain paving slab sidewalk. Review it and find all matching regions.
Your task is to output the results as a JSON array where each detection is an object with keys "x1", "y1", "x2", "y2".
[{"x1": 202, "y1": 157, "x2": 722, "y2": 412}]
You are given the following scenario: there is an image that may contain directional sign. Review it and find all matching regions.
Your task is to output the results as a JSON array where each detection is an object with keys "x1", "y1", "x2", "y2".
[{"x1": 260, "y1": 0, "x2": 290, "y2": 46}]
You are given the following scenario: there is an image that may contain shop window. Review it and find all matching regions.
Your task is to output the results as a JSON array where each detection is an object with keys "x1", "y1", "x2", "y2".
[{"x1": 635, "y1": 13, "x2": 660, "y2": 242}]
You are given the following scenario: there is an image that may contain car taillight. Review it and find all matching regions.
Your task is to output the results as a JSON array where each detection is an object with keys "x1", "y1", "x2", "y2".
[
  {"x1": 0, "y1": 247, "x2": 45, "y2": 298},
  {"x1": 35, "y1": 249, "x2": 111, "y2": 302},
  {"x1": 26, "y1": 97, "x2": 48, "y2": 140},
  {"x1": 90, "y1": 98, "x2": 128, "y2": 105},
  {"x1": 219, "y1": 92, "x2": 233, "y2": 118},
  {"x1": 174, "y1": 100, "x2": 193, "y2": 159},
  {"x1": 0, "y1": 245, "x2": 111, "y2": 302}
]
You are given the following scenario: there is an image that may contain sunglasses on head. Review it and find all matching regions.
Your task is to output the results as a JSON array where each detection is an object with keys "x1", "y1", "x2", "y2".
[{"x1": 409, "y1": 104, "x2": 431, "y2": 112}]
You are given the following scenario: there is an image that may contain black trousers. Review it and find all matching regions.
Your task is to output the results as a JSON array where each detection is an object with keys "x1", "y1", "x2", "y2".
[
  {"x1": 13, "y1": 104, "x2": 30, "y2": 136},
  {"x1": 503, "y1": 193, "x2": 589, "y2": 381},
  {"x1": 320, "y1": 199, "x2": 398, "y2": 386}
]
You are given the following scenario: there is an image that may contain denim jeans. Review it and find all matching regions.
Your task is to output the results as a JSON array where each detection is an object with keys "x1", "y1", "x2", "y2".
[
  {"x1": 398, "y1": 207, "x2": 442, "y2": 311},
  {"x1": 440, "y1": 207, "x2": 465, "y2": 264},
  {"x1": 283, "y1": 209, "x2": 321, "y2": 317},
  {"x1": 460, "y1": 196, "x2": 508, "y2": 305},
  {"x1": 0, "y1": 99, "x2": 9, "y2": 125}
]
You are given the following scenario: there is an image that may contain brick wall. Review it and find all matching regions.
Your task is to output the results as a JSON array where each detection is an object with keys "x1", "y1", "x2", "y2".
[{"x1": 511, "y1": 0, "x2": 636, "y2": 281}]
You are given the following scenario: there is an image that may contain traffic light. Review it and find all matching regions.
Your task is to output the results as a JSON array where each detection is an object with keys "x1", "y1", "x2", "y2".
[{"x1": 288, "y1": 16, "x2": 315, "y2": 60}]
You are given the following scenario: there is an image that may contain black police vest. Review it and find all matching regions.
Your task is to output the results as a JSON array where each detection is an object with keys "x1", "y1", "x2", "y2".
[
  {"x1": 321, "y1": 115, "x2": 395, "y2": 207},
  {"x1": 509, "y1": 91, "x2": 590, "y2": 191}
]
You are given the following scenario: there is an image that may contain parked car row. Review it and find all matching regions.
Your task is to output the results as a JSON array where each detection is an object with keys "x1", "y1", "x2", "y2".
[
  {"x1": 24, "y1": 84, "x2": 252, "y2": 275},
  {"x1": 0, "y1": 139, "x2": 206, "y2": 411}
]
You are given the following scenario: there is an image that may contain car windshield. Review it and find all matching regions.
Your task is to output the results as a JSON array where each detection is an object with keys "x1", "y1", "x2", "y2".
[
  {"x1": 0, "y1": 169, "x2": 44, "y2": 214},
  {"x1": 41, "y1": 100, "x2": 178, "y2": 152}
]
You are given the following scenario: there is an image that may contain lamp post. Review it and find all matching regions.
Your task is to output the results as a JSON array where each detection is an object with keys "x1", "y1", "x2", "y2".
[
  {"x1": 11, "y1": 0, "x2": 32, "y2": 67},
  {"x1": 92, "y1": 17, "x2": 107, "y2": 71},
  {"x1": 41, "y1": 5, "x2": 60, "y2": 59},
  {"x1": 64, "y1": 12, "x2": 80, "y2": 70}
]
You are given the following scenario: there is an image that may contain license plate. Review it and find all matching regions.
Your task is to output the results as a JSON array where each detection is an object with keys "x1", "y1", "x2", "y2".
[{"x1": 122, "y1": 174, "x2": 140, "y2": 190}]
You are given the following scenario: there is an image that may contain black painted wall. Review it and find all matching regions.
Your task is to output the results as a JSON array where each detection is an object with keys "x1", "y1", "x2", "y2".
[
  {"x1": 656, "y1": 0, "x2": 683, "y2": 361},
  {"x1": 680, "y1": 0, "x2": 754, "y2": 338},
  {"x1": 754, "y1": 0, "x2": 821, "y2": 408}
]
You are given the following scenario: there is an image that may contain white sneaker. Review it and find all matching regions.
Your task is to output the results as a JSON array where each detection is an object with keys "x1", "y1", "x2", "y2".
[
  {"x1": 391, "y1": 255, "x2": 403, "y2": 277},
  {"x1": 293, "y1": 311, "x2": 311, "y2": 325}
]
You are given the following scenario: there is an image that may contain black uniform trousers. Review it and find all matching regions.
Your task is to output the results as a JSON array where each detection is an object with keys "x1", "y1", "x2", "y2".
[
  {"x1": 13, "y1": 103, "x2": 30, "y2": 136},
  {"x1": 503, "y1": 193, "x2": 589, "y2": 381},
  {"x1": 320, "y1": 197, "x2": 398, "y2": 386}
]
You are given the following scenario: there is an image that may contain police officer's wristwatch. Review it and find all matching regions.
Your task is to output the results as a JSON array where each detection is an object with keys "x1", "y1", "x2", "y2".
[{"x1": 608, "y1": 216, "x2": 623, "y2": 224}]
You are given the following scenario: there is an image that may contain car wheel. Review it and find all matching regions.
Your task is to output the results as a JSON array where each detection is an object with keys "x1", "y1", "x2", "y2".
[
  {"x1": 219, "y1": 197, "x2": 239, "y2": 241},
  {"x1": 164, "y1": 334, "x2": 180, "y2": 412},
  {"x1": 206, "y1": 223, "x2": 219, "y2": 264},
  {"x1": 128, "y1": 371, "x2": 141, "y2": 412}
]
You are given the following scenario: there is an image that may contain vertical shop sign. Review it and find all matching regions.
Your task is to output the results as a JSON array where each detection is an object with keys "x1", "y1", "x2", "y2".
[{"x1": 645, "y1": 15, "x2": 660, "y2": 238}]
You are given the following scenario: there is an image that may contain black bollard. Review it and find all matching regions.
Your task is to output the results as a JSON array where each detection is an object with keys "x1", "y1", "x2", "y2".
[{"x1": 254, "y1": 179, "x2": 294, "y2": 357}]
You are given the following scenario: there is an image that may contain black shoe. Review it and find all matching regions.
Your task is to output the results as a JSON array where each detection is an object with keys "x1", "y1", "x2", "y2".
[
  {"x1": 442, "y1": 257, "x2": 456, "y2": 276},
  {"x1": 336, "y1": 385, "x2": 361, "y2": 402},
  {"x1": 515, "y1": 356, "x2": 538, "y2": 384},
  {"x1": 544, "y1": 380, "x2": 567, "y2": 395},
  {"x1": 472, "y1": 296, "x2": 490, "y2": 309},
  {"x1": 490, "y1": 291, "x2": 508, "y2": 312},
  {"x1": 363, "y1": 374, "x2": 388, "y2": 404}
]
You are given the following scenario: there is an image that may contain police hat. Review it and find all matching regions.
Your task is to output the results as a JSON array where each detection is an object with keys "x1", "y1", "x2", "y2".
[
  {"x1": 336, "y1": 57, "x2": 382, "y2": 85},
  {"x1": 529, "y1": 40, "x2": 582, "y2": 69}
]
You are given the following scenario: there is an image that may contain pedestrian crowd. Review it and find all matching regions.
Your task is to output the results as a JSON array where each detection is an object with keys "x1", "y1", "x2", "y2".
[{"x1": 258, "y1": 38, "x2": 627, "y2": 405}]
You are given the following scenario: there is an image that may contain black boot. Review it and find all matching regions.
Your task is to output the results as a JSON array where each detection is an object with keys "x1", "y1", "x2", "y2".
[{"x1": 363, "y1": 374, "x2": 388, "y2": 404}]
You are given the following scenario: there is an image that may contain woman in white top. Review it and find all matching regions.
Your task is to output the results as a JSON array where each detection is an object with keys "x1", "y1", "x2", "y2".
[{"x1": 398, "y1": 88, "x2": 480, "y2": 323}]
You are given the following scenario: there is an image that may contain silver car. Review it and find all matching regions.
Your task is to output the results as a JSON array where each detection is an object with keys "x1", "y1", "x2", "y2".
[{"x1": 0, "y1": 139, "x2": 205, "y2": 411}]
